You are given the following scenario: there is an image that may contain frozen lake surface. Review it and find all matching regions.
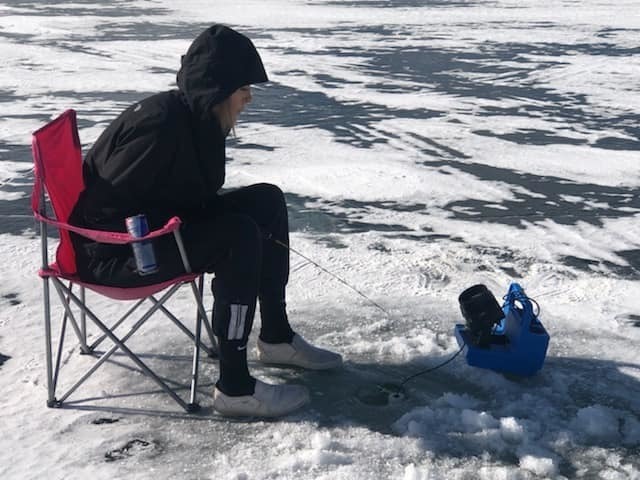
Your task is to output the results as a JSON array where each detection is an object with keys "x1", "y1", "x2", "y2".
[{"x1": 0, "y1": 0, "x2": 639, "y2": 478}]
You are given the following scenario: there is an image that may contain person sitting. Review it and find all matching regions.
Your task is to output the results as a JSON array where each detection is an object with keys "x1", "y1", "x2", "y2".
[{"x1": 69, "y1": 24, "x2": 342, "y2": 417}]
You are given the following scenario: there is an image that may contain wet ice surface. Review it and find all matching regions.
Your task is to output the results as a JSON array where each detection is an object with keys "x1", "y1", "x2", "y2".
[{"x1": 0, "y1": 0, "x2": 639, "y2": 478}]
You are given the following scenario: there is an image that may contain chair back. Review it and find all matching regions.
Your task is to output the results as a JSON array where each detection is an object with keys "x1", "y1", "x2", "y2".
[{"x1": 31, "y1": 109, "x2": 84, "y2": 274}]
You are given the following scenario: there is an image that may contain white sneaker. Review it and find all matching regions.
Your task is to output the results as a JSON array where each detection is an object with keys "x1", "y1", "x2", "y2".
[
  {"x1": 213, "y1": 379, "x2": 310, "y2": 417},
  {"x1": 257, "y1": 334, "x2": 343, "y2": 370}
]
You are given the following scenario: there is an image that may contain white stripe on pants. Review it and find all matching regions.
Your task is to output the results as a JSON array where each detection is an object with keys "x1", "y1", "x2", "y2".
[{"x1": 228, "y1": 304, "x2": 249, "y2": 340}]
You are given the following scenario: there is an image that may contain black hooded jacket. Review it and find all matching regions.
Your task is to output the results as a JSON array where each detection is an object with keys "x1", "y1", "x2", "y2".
[{"x1": 69, "y1": 25, "x2": 267, "y2": 268}]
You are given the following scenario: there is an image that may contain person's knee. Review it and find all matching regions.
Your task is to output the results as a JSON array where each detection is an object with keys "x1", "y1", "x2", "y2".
[
  {"x1": 225, "y1": 214, "x2": 262, "y2": 248},
  {"x1": 254, "y1": 183, "x2": 286, "y2": 210},
  {"x1": 221, "y1": 215, "x2": 263, "y2": 283},
  {"x1": 211, "y1": 215, "x2": 262, "y2": 310}
]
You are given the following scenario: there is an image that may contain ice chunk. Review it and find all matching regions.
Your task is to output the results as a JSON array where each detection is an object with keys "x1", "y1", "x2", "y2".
[
  {"x1": 519, "y1": 454, "x2": 557, "y2": 477},
  {"x1": 461, "y1": 409, "x2": 499, "y2": 432},
  {"x1": 499, "y1": 417, "x2": 525, "y2": 444},
  {"x1": 571, "y1": 405, "x2": 621, "y2": 442}
]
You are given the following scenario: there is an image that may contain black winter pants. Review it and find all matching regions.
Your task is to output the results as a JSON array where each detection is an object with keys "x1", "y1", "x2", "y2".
[{"x1": 80, "y1": 183, "x2": 294, "y2": 395}]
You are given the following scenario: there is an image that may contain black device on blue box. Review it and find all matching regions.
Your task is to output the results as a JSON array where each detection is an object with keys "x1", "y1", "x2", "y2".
[{"x1": 454, "y1": 282, "x2": 550, "y2": 376}]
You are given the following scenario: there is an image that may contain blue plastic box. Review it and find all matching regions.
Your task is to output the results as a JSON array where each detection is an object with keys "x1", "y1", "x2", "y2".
[{"x1": 454, "y1": 283, "x2": 550, "y2": 376}]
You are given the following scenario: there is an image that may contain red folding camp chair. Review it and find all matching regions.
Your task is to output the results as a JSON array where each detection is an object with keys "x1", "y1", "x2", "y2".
[{"x1": 31, "y1": 109, "x2": 217, "y2": 412}]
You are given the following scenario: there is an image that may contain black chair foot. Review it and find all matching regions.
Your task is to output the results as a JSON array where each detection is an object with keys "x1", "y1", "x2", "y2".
[
  {"x1": 79, "y1": 346, "x2": 95, "y2": 355},
  {"x1": 186, "y1": 403, "x2": 200, "y2": 413},
  {"x1": 47, "y1": 399, "x2": 62, "y2": 408}
]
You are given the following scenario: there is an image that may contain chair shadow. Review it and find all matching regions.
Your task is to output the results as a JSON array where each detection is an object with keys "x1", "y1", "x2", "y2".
[
  {"x1": 58, "y1": 347, "x2": 640, "y2": 429},
  {"x1": 53, "y1": 342, "x2": 640, "y2": 477}
]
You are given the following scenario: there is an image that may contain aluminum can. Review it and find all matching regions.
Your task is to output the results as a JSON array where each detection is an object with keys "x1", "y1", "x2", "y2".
[{"x1": 125, "y1": 214, "x2": 158, "y2": 275}]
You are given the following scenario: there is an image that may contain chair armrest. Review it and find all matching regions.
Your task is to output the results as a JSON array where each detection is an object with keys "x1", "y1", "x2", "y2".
[{"x1": 33, "y1": 212, "x2": 183, "y2": 245}]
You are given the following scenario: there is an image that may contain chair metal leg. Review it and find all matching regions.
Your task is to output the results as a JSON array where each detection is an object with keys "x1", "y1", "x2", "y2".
[
  {"x1": 42, "y1": 277, "x2": 58, "y2": 407},
  {"x1": 187, "y1": 280, "x2": 205, "y2": 410},
  {"x1": 79, "y1": 286, "x2": 90, "y2": 354},
  {"x1": 173, "y1": 230, "x2": 217, "y2": 355},
  {"x1": 52, "y1": 287, "x2": 87, "y2": 391},
  {"x1": 52, "y1": 282, "x2": 90, "y2": 354},
  {"x1": 38, "y1": 183, "x2": 58, "y2": 407},
  {"x1": 41, "y1": 259, "x2": 209, "y2": 412},
  {"x1": 90, "y1": 298, "x2": 146, "y2": 351},
  {"x1": 151, "y1": 299, "x2": 216, "y2": 358},
  {"x1": 52, "y1": 309, "x2": 68, "y2": 393},
  {"x1": 58, "y1": 294, "x2": 176, "y2": 403},
  {"x1": 54, "y1": 280, "x2": 192, "y2": 412},
  {"x1": 188, "y1": 319, "x2": 202, "y2": 411},
  {"x1": 199, "y1": 275, "x2": 218, "y2": 356}
]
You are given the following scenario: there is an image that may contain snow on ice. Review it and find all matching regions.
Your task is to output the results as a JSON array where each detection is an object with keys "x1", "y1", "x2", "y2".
[{"x1": 0, "y1": 0, "x2": 639, "y2": 479}]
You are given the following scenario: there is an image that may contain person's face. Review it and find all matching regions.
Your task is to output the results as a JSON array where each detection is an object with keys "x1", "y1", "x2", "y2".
[{"x1": 228, "y1": 85, "x2": 252, "y2": 125}]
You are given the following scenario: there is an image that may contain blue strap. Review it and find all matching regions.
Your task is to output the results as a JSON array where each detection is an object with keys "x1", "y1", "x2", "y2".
[{"x1": 504, "y1": 282, "x2": 535, "y2": 324}]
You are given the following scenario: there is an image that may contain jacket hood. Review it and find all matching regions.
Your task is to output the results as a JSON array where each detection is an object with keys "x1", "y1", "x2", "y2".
[{"x1": 176, "y1": 25, "x2": 268, "y2": 120}]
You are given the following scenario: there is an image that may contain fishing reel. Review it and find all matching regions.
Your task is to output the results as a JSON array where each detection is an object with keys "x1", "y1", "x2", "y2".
[{"x1": 458, "y1": 284, "x2": 505, "y2": 348}]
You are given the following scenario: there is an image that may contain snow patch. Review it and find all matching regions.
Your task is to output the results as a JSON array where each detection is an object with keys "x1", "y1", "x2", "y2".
[
  {"x1": 499, "y1": 417, "x2": 526, "y2": 444},
  {"x1": 571, "y1": 405, "x2": 621, "y2": 443},
  {"x1": 460, "y1": 409, "x2": 500, "y2": 432},
  {"x1": 518, "y1": 454, "x2": 557, "y2": 477}
]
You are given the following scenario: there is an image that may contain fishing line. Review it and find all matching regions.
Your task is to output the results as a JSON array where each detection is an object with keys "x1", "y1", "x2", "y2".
[
  {"x1": 399, "y1": 342, "x2": 467, "y2": 386},
  {"x1": 270, "y1": 235, "x2": 467, "y2": 385},
  {"x1": 271, "y1": 237, "x2": 392, "y2": 318},
  {"x1": 271, "y1": 237, "x2": 558, "y2": 385}
]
